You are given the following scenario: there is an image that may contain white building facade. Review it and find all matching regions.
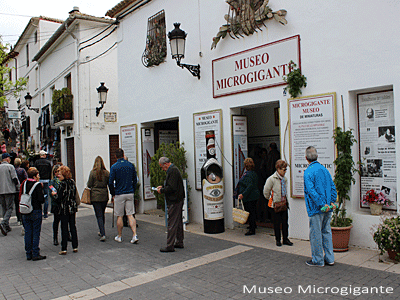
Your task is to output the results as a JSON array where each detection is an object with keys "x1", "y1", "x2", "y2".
[
  {"x1": 109, "y1": 0, "x2": 399, "y2": 249},
  {"x1": 4, "y1": 17, "x2": 62, "y2": 152},
  {"x1": 1, "y1": 8, "x2": 120, "y2": 196}
]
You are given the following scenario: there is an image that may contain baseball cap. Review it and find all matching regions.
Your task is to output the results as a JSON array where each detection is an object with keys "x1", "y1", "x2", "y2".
[
  {"x1": 2, "y1": 153, "x2": 11, "y2": 159},
  {"x1": 39, "y1": 150, "x2": 47, "y2": 156}
]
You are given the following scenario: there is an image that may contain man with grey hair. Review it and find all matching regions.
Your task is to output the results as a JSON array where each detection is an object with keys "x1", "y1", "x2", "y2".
[
  {"x1": 157, "y1": 157, "x2": 185, "y2": 252},
  {"x1": 0, "y1": 153, "x2": 20, "y2": 235},
  {"x1": 304, "y1": 146, "x2": 337, "y2": 267}
]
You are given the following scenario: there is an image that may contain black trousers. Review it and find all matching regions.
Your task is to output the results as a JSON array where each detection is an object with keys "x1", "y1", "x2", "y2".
[
  {"x1": 60, "y1": 213, "x2": 78, "y2": 251},
  {"x1": 243, "y1": 200, "x2": 257, "y2": 232},
  {"x1": 14, "y1": 193, "x2": 21, "y2": 222},
  {"x1": 166, "y1": 201, "x2": 184, "y2": 249},
  {"x1": 53, "y1": 212, "x2": 61, "y2": 238},
  {"x1": 269, "y1": 207, "x2": 289, "y2": 242}
]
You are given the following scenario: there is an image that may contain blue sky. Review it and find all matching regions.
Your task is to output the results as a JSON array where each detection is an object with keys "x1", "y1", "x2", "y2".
[{"x1": 0, "y1": 0, "x2": 119, "y2": 46}]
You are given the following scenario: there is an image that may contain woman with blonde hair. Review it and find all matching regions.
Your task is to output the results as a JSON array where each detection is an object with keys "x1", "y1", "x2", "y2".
[
  {"x1": 87, "y1": 156, "x2": 110, "y2": 241},
  {"x1": 49, "y1": 163, "x2": 62, "y2": 245},
  {"x1": 263, "y1": 159, "x2": 293, "y2": 247},
  {"x1": 51, "y1": 166, "x2": 79, "y2": 255},
  {"x1": 237, "y1": 157, "x2": 259, "y2": 236}
]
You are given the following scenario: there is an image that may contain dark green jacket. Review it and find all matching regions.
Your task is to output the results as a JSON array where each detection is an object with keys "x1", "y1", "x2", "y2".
[{"x1": 238, "y1": 170, "x2": 259, "y2": 203}]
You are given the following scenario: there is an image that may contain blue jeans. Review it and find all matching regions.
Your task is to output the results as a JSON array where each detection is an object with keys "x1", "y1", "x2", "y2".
[
  {"x1": 309, "y1": 212, "x2": 334, "y2": 266},
  {"x1": 40, "y1": 180, "x2": 49, "y2": 217},
  {"x1": 93, "y1": 202, "x2": 107, "y2": 237},
  {"x1": 22, "y1": 210, "x2": 43, "y2": 259}
]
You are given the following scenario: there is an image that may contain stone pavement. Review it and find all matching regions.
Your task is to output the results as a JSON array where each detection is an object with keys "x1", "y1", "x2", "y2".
[{"x1": 0, "y1": 205, "x2": 399, "y2": 300}]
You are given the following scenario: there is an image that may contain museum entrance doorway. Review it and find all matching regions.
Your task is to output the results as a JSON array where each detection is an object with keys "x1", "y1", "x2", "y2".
[{"x1": 233, "y1": 101, "x2": 281, "y2": 227}]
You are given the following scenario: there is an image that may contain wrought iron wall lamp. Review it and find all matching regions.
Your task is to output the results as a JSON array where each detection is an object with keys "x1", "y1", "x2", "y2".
[{"x1": 168, "y1": 23, "x2": 200, "y2": 79}]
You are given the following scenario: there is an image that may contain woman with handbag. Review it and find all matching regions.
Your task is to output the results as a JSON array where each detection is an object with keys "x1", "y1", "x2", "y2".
[
  {"x1": 51, "y1": 166, "x2": 80, "y2": 255},
  {"x1": 263, "y1": 159, "x2": 293, "y2": 247},
  {"x1": 238, "y1": 158, "x2": 259, "y2": 236},
  {"x1": 87, "y1": 156, "x2": 110, "y2": 242}
]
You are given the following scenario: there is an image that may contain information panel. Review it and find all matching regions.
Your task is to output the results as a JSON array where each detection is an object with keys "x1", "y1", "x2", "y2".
[
  {"x1": 289, "y1": 93, "x2": 337, "y2": 198},
  {"x1": 358, "y1": 90, "x2": 396, "y2": 209},
  {"x1": 120, "y1": 124, "x2": 138, "y2": 167}
]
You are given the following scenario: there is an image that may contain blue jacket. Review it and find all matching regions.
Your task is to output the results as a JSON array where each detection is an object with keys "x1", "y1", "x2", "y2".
[
  {"x1": 108, "y1": 158, "x2": 137, "y2": 196},
  {"x1": 303, "y1": 161, "x2": 337, "y2": 217}
]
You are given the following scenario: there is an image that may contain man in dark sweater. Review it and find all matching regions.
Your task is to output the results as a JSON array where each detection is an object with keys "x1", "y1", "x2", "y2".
[
  {"x1": 157, "y1": 157, "x2": 185, "y2": 252},
  {"x1": 34, "y1": 150, "x2": 52, "y2": 218}
]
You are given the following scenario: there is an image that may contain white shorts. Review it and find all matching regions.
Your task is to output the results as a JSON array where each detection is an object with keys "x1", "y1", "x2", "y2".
[{"x1": 114, "y1": 194, "x2": 135, "y2": 216}]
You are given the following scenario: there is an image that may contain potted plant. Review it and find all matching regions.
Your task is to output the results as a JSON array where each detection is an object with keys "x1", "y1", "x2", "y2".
[
  {"x1": 283, "y1": 60, "x2": 307, "y2": 98},
  {"x1": 149, "y1": 142, "x2": 189, "y2": 210},
  {"x1": 373, "y1": 216, "x2": 400, "y2": 261},
  {"x1": 331, "y1": 127, "x2": 359, "y2": 251},
  {"x1": 51, "y1": 88, "x2": 73, "y2": 120},
  {"x1": 362, "y1": 189, "x2": 392, "y2": 215}
]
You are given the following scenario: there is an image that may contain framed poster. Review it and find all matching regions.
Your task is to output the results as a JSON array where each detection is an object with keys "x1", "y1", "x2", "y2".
[
  {"x1": 193, "y1": 109, "x2": 223, "y2": 190},
  {"x1": 120, "y1": 124, "x2": 138, "y2": 167},
  {"x1": 358, "y1": 90, "x2": 396, "y2": 210},
  {"x1": 142, "y1": 128, "x2": 156, "y2": 201},
  {"x1": 288, "y1": 93, "x2": 337, "y2": 198}
]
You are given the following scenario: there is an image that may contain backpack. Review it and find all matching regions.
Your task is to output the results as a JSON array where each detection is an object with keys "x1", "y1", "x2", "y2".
[{"x1": 20, "y1": 181, "x2": 40, "y2": 214}]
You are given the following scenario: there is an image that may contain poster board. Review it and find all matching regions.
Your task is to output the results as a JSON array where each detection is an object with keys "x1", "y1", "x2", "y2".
[
  {"x1": 193, "y1": 109, "x2": 223, "y2": 190},
  {"x1": 358, "y1": 90, "x2": 396, "y2": 210},
  {"x1": 120, "y1": 124, "x2": 138, "y2": 168},
  {"x1": 142, "y1": 128, "x2": 156, "y2": 201},
  {"x1": 288, "y1": 93, "x2": 337, "y2": 198}
]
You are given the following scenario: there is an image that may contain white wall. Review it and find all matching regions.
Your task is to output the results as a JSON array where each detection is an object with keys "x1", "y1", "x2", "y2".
[{"x1": 116, "y1": 0, "x2": 399, "y2": 248}]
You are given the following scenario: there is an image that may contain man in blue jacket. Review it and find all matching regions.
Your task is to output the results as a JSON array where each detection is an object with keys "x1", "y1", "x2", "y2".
[
  {"x1": 304, "y1": 146, "x2": 337, "y2": 267},
  {"x1": 109, "y1": 148, "x2": 138, "y2": 244}
]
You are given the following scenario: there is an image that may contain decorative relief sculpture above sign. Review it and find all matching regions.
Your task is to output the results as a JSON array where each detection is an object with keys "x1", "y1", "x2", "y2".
[{"x1": 211, "y1": 0, "x2": 288, "y2": 50}]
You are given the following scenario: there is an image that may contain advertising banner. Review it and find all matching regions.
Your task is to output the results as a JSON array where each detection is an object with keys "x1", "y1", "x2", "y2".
[
  {"x1": 142, "y1": 128, "x2": 155, "y2": 200},
  {"x1": 193, "y1": 110, "x2": 223, "y2": 190},
  {"x1": 289, "y1": 93, "x2": 337, "y2": 198},
  {"x1": 232, "y1": 115, "x2": 248, "y2": 194},
  {"x1": 358, "y1": 90, "x2": 396, "y2": 209}
]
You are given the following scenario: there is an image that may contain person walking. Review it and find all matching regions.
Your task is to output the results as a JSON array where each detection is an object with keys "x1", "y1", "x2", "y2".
[
  {"x1": 156, "y1": 157, "x2": 185, "y2": 252},
  {"x1": 304, "y1": 146, "x2": 337, "y2": 267},
  {"x1": 237, "y1": 158, "x2": 259, "y2": 236},
  {"x1": 263, "y1": 159, "x2": 293, "y2": 247},
  {"x1": 51, "y1": 166, "x2": 80, "y2": 255},
  {"x1": 0, "y1": 153, "x2": 20, "y2": 235},
  {"x1": 34, "y1": 150, "x2": 52, "y2": 219},
  {"x1": 20, "y1": 167, "x2": 46, "y2": 261},
  {"x1": 49, "y1": 164, "x2": 62, "y2": 246},
  {"x1": 87, "y1": 156, "x2": 110, "y2": 242},
  {"x1": 14, "y1": 158, "x2": 27, "y2": 225},
  {"x1": 108, "y1": 148, "x2": 138, "y2": 244}
]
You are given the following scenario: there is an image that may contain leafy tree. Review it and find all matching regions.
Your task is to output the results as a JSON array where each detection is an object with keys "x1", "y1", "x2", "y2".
[{"x1": 0, "y1": 40, "x2": 28, "y2": 107}]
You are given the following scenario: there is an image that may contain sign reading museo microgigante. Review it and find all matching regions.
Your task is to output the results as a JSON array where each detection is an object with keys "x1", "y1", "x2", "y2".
[{"x1": 212, "y1": 35, "x2": 300, "y2": 98}]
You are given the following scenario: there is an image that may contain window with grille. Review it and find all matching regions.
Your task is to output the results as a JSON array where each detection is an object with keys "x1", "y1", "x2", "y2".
[{"x1": 142, "y1": 10, "x2": 167, "y2": 68}]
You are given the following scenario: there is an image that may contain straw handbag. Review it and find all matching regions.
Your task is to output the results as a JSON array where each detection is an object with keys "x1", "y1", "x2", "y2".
[
  {"x1": 81, "y1": 187, "x2": 91, "y2": 204},
  {"x1": 232, "y1": 199, "x2": 249, "y2": 224}
]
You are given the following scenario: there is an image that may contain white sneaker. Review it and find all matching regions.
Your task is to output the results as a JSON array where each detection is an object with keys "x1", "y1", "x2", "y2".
[
  {"x1": 114, "y1": 235, "x2": 122, "y2": 243},
  {"x1": 99, "y1": 236, "x2": 106, "y2": 242},
  {"x1": 130, "y1": 236, "x2": 139, "y2": 244}
]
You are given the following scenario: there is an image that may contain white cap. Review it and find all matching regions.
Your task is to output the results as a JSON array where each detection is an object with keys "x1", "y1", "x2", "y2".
[{"x1": 39, "y1": 150, "x2": 47, "y2": 156}]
